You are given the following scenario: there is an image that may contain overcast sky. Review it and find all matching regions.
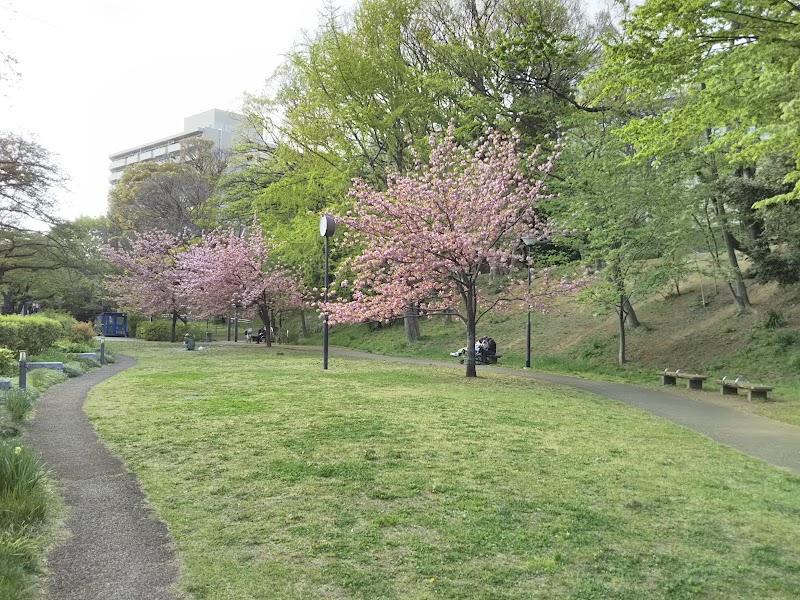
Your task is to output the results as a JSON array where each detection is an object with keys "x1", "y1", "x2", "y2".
[{"x1": 1, "y1": 0, "x2": 607, "y2": 222}]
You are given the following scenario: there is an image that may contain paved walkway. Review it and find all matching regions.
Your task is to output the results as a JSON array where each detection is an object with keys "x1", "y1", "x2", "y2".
[
  {"x1": 322, "y1": 347, "x2": 800, "y2": 475},
  {"x1": 26, "y1": 355, "x2": 180, "y2": 600}
]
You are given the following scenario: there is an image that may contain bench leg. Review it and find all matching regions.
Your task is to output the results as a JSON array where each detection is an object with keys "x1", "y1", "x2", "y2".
[
  {"x1": 721, "y1": 385, "x2": 738, "y2": 396},
  {"x1": 662, "y1": 375, "x2": 677, "y2": 386},
  {"x1": 687, "y1": 379, "x2": 704, "y2": 390},
  {"x1": 747, "y1": 389, "x2": 769, "y2": 401}
]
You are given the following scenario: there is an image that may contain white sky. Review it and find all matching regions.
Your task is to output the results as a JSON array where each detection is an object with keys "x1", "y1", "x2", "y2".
[
  {"x1": 0, "y1": 0, "x2": 357, "y2": 221},
  {"x1": 1, "y1": 0, "x2": 607, "y2": 223}
]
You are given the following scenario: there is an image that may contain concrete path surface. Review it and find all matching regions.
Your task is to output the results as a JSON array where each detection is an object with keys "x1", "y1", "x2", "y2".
[
  {"x1": 323, "y1": 347, "x2": 800, "y2": 475},
  {"x1": 26, "y1": 355, "x2": 180, "y2": 600}
]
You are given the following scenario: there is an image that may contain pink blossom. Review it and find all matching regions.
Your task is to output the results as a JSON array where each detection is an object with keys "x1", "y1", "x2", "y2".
[{"x1": 318, "y1": 126, "x2": 581, "y2": 376}]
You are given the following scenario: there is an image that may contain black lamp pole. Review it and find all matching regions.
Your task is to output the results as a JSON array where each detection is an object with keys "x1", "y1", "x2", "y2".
[
  {"x1": 521, "y1": 237, "x2": 537, "y2": 369},
  {"x1": 320, "y1": 215, "x2": 336, "y2": 370},
  {"x1": 526, "y1": 267, "x2": 532, "y2": 369}
]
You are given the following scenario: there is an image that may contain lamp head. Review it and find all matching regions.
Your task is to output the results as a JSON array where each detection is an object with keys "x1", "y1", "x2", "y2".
[{"x1": 320, "y1": 214, "x2": 336, "y2": 237}]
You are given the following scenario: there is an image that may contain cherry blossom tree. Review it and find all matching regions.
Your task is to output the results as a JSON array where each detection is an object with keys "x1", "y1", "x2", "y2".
[
  {"x1": 179, "y1": 226, "x2": 304, "y2": 346},
  {"x1": 104, "y1": 230, "x2": 188, "y2": 342},
  {"x1": 323, "y1": 126, "x2": 581, "y2": 377}
]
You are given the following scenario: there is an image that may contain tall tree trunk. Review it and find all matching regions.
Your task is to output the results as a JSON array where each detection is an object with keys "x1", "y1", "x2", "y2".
[
  {"x1": 618, "y1": 295, "x2": 627, "y2": 365},
  {"x1": 716, "y1": 195, "x2": 753, "y2": 313},
  {"x1": 171, "y1": 312, "x2": 178, "y2": 343},
  {"x1": 259, "y1": 307, "x2": 273, "y2": 347},
  {"x1": 463, "y1": 280, "x2": 477, "y2": 378},
  {"x1": 301, "y1": 309, "x2": 309, "y2": 338},
  {"x1": 623, "y1": 297, "x2": 639, "y2": 329},
  {"x1": 404, "y1": 303, "x2": 420, "y2": 343},
  {"x1": 705, "y1": 127, "x2": 753, "y2": 313},
  {"x1": 2, "y1": 291, "x2": 13, "y2": 315}
]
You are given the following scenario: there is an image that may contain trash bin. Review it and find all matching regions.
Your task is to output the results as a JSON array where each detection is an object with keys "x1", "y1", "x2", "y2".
[
  {"x1": 184, "y1": 333, "x2": 196, "y2": 351},
  {"x1": 204, "y1": 332, "x2": 213, "y2": 342}
]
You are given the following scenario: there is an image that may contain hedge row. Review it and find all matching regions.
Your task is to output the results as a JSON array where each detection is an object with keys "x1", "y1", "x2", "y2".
[
  {"x1": 137, "y1": 320, "x2": 210, "y2": 342},
  {"x1": 0, "y1": 316, "x2": 64, "y2": 355}
]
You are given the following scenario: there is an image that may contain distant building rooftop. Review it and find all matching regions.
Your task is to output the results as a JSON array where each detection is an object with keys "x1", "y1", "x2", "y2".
[{"x1": 108, "y1": 109, "x2": 250, "y2": 184}]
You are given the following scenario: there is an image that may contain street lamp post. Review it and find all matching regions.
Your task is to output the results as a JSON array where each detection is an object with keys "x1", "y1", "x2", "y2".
[
  {"x1": 521, "y1": 236, "x2": 538, "y2": 370},
  {"x1": 320, "y1": 214, "x2": 336, "y2": 370},
  {"x1": 18, "y1": 350, "x2": 27, "y2": 392}
]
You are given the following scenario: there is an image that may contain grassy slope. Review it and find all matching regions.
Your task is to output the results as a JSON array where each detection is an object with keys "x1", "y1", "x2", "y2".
[
  {"x1": 91, "y1": 343, "x2": 800, "y2": 600},
  {"x1": 306, "y1": 278, "x2": 800, "y2": 425}
]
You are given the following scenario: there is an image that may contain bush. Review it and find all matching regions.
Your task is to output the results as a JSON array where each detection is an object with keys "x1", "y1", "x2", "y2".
[
  {"x1": 0, "y1": 316, "x2": 63, "y2": 355},
  {"x1": 77, "y1": 357, "x2": 100, "y2": 369},
  {"x1": 27, "y1": 369, "x2": 66, "y2": 391},
  {"x1": 2, "y1": 389, "x2": 36, "y2": 423},
  {"x1": 62, "y1": 362, "x2": 85, "y2": 378},
  {"x1": 37, "y1": 309, "x2": 76, "y2": 336},
  {"x1": 55, "y1": 341, "x2": 93, "y2": 354},
  {"x1": 69, "y1": 321, "x2": 96, "y2": 344},
  {"x1": 137, "y1": 320, "x2": 189, "y2": 341},
  {"x1": 762, "y1": 309, "x2": 787, "y2": 330},
  {"x1": 30, "y1": 348, "x2": 70, "y2": 363},
  {"x1": 0, "y1": 528, "x2": 38, "y2": 600},
  {"x1": 0, "y1": 348, "x2": 16, "y2": 376},
  {"x1": 775, "y1": 330, "x2": 800, "y2": 352},
  {"x1": 0, "y1": 442, "x2": 47, "y2": 528}
]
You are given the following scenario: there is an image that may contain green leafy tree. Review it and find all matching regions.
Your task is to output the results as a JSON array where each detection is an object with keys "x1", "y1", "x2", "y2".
[
  {"x1": 107, "y1": 161, "x2": 221, "y2": 237},
  {"x1": 556, "y1": 114, "x2": 689, "y2": 364},
  {"x1": 588, "y1": 0, "x2": 800, "y2": 312}
]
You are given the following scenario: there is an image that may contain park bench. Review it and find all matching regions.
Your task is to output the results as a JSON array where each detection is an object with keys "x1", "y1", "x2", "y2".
[
  {"x1": 662, "y1": 368, "x2": 709, "y2": 390},
  {"x1": 457, "y1": 354, "x2": 502, "y2": 365},
  {"x1": 717, "y1": 377, "x2": 774, "y2": 401}
]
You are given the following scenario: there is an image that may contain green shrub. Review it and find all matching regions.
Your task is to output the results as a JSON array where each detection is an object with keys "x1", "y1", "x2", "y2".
[
  {"x1": 69, "y1": 321, "x2": 96, "y2": 343},
  {"x1": 0, "y1": 316, "x2": 63, "y2": 355},
  {"x1": 762, "y1": 309, "x2": 787, "y2": 330},
  {"x1": 27, "y1": 369, "x2": 66, "y2": 391},
  {"x1": 0, "y1": 527, "x2": 37, "y2": 600},
  {"x1": 2, "y1": 389, "x2": 35, "y2": 423},
  {"x1": 62, "y1": 362, "x2": 84, "y2": 378},
  {"x1": 775, "y1": 330, "x2": 800, "y2": 352},
  {"x1": 30, "y1": 348, "x2": 70, "y2": 363},
  {"x1": 0, "y1": 442, "x2": 47, "y2": 528},
  {"x1": 138, "y1": 320, "x2": 188, "y2": 341},
  {"x1": 55, "y1": 341, "x2": 93, "y2": 354},
  {"x1": 77, "y1": 357, "x2": 100, "y2": 369},
  {"x1": 0, "y1": 348, "x2": 16, "y2": 376},
  {"x1": 37, "y1": 309, "x2": 76, "y2": 336}
]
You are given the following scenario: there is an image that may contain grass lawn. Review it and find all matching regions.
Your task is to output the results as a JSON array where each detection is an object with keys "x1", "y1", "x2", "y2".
[{"x1": 90, "y1": 341, "x2": 800, "y2": 599}]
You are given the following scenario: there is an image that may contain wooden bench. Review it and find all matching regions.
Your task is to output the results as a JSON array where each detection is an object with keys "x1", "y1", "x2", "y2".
[
  {"x1": 662, "y1": 369, "x2": 709, "y2": 390},
  {"x1": 716, "y1": 377, "x2": 774, "y2": 401}
]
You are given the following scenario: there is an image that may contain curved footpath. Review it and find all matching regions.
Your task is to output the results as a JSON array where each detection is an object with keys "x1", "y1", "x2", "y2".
[
  {"x1": 21, "y1": 345, "x2": 800, "y2": 599},
  {"x1": 322, "y1": 346, "x2": 800, "y2": 475},
  {"x1": 26, "y1": 355, "x2": 180, "y2": 600}
]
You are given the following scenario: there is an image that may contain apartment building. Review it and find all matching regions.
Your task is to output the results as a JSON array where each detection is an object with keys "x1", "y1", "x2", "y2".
[{"x1": 108, "y1": 109, "x2": 248, "y2": 184}]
